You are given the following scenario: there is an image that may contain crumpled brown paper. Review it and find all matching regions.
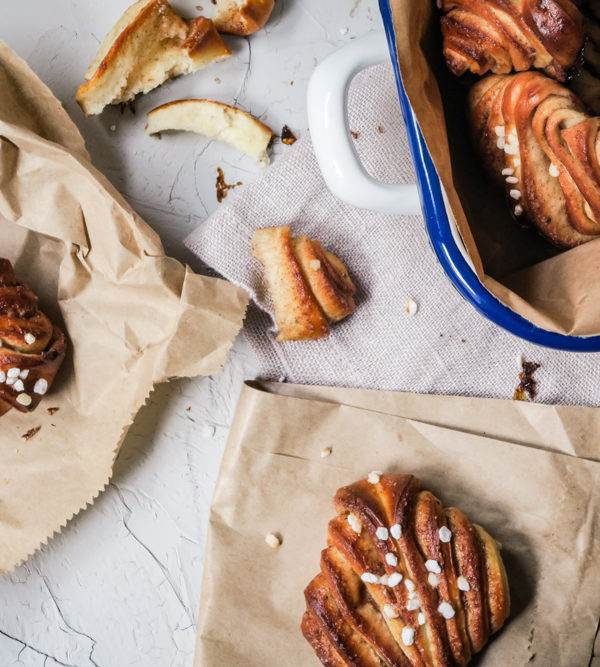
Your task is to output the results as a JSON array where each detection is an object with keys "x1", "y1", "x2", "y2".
[
  {"x1": 0, "y1": 41, "x2": 248, "y2": 572},
  {"x1": 390, "y1": 0, "x2": 600, "y2": 336},
  {"x1": 195, "y1": 381, "x2": 600, "y2": 666}
]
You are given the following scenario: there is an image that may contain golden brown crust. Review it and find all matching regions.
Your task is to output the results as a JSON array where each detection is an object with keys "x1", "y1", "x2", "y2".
[
  {"x1": 441, "y1": 0, "x2": 584, "y2": 81},
  {"x1": 469, "y1": 71, "x2": 600, "y2": 248},
  {"x1": 291, "y1": 237, "x2": 356, "y2": 324},
  {"x1": 251, "y1": 227, "x2": 355, "y2": 342},
  {"x1": 0, "y1": 259, "x2": 67, "y2": 415},
  {"x1": 183, "y1": 16, "x2": 230, "y2": 58},
  {"x1": 302, "y1": 474, "x2": 510, "y2": 667},
  {"x1": 303, "y1": 573, "x2": 393, "y2": 666},
  {"x1": 473, "y1": 525, "x2": 511, "y2": 633},
  {"x1": 301, "y1": 607, "x2": 350, "y2": 667},
  {"x1": 76, "y1": 1, "x2": 231, "y2": 115},
  {"x1": 212, "y1": 0, "x2": 275, "y2": 36}
]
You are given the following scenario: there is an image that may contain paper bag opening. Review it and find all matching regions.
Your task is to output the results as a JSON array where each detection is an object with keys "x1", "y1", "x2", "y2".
[{"x1": 390, "y1": 0, "x2": 600, "y2": 336}]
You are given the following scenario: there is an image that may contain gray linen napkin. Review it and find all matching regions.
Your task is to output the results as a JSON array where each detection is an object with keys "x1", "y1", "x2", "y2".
[{"x1": 184, "y1": 63, "x2": 600, "y2": 406}]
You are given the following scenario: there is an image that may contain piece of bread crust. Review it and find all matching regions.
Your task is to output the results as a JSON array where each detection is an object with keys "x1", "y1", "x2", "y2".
[
  {"x1": 145, "y1": 99, "x2": 273, "y2": 164},
  {"x1": 212, "y1": 0, "x2": 275, "y2": 36},
  {"x1": 251, "y1": 227, "x2": 356, "y2": 342},
  {"x1": 76, "y1": 0, "x2": 231, "y2": 115}
]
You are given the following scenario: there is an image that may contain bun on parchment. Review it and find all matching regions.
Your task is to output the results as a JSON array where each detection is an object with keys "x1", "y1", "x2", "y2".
[
  {"x1": 76, "y1": 0, "x2": 231, "y2": 115},
  {"x1": 212, "y1": 0, "x2": 275, "y2": 36},
  {"x1": 251, "y1": 226, "x2": 356, "y2": 342},
  {"x1": 302, "y1": 473, "x2": 510, "y2": 666}
]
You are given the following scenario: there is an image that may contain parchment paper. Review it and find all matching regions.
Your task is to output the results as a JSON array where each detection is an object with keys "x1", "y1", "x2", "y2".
[
  {"x1": 390, "y1": 0, "x2": 600, "y2": 336},
  {"x1": 196, "y1": 382, "x2": 600, "y2": 666},
  {"x1": 0, "y1": 41, "x2": 249, "y2": 571}
]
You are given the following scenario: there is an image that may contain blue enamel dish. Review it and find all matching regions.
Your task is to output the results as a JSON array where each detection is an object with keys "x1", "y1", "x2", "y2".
[{"x1": 378, "y1": 0, "x2": 600, "y2": 352}]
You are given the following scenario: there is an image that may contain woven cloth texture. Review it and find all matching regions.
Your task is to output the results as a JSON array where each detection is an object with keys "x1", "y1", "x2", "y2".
[{"x1": 185, "y1": 63, "x2": 600, "y2": 406}]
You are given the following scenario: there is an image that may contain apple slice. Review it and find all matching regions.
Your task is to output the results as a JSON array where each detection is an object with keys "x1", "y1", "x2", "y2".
[{"x1": 145, "y1": 99, "x2": 273, "y2": 164}]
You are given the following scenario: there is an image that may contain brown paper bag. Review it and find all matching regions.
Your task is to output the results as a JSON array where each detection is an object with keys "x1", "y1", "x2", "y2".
[
  {"x1": 195, "y1": 382, "x2": 600, "y2": 666},
  {"x1": 389, "y1": 0, "x2": 600, "y2": 336},
  {"x1": 0, "y1": 42, "x2": 249, "y2": 571},
  {"x1": 267, "y1": 381, "x2": 600, "y2": 459}
]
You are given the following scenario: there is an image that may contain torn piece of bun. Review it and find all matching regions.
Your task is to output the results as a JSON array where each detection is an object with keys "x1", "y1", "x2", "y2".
[
  {"x1": 212, "y1": 0, "x2": 275, "y2": 36},
  {"x1": 145, "y1": 99, "x2": 273, "y2": 165},
  {"x1": 76, "y1": 0, "x2": 231, "y2": 116},
  {"x1": 251, "y1": 227, "x2": 356, "y2": 342}
]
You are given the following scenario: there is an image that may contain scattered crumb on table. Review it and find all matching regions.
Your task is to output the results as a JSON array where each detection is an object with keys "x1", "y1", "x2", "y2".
[
  {"x1": 216, "y1": 167, "x2": 242, "y2": 203},
  {"x1": 21, "y1": 426, "x2": 41, "y2": 440}
]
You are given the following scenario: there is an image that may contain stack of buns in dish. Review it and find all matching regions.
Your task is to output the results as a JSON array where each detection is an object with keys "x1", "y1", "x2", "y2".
[
  {"x1": 439, "y1": 0, "x2": 600, "y2": 249},
  {"x1": 251, "y1": 226, "x2": 356, "y2": 341},
  {"x1": 302, "y1": 473, "x2": 510, "y2": 666},
  {"x1": 0, "y1": 259, "x2": 66, "y2": 415}
]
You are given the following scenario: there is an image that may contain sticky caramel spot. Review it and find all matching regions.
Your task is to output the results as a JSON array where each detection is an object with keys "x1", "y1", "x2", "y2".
[
  {"x1": 216, "y1": 167, "x2": 242, "y2": 203},
  {"x1": 281, "y1": 125, "x2": 297, "y2": 145},
  {"x1": 514, "y1": 360, "x2": 541, "y2": 401}
]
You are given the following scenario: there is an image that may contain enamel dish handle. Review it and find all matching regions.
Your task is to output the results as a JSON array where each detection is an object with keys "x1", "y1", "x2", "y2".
[{"x1": 307, "y1": 32, "x2": 421, "y2": 215}]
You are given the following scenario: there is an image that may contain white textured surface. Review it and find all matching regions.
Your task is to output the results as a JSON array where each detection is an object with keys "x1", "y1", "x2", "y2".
[{"x1": 0, "y1": 2, "x2": 380, "y2": 665}]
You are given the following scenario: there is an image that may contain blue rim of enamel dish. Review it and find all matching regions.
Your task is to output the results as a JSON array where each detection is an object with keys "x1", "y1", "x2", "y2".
[{"x1": 379, "y1": 0, "x2": 600, "y2": 352}]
